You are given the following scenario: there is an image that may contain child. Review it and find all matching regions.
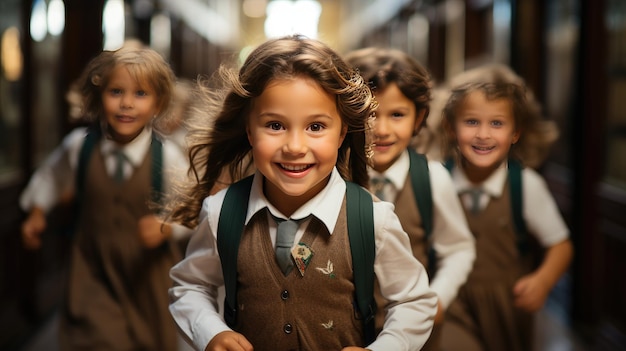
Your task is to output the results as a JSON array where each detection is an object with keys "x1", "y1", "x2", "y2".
[
  {"x1": 439, "y1": 80, "x2": 573, "y2": 351},
  {"x1": 166, "y1": 35, "x2": 438, "y2": 351},
  {"x1": 20, "y1": 46, "x2": 191, "y2": 350},
  {"x1": 421, "y1": 63, "x2": 559, "y2": 168},
  {"x1": 344, "y1": 47, "x2": 476, "y2": 350}
]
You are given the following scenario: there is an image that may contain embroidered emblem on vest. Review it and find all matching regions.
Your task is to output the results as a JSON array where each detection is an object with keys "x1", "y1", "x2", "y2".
[
  {"x1": 316, "y1": 259, "x2": 335, "y2": 278},
  {"x1": 292, "y1": 242, "x2": 314, "y2": 276}
]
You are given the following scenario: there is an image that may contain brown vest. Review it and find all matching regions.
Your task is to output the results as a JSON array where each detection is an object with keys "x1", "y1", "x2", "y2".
[
  {"x1": 61, "y1": 147, "x2": 178, "y2": 351},
  {"x1": 463, "y1": 180, "x2": 531, "y2": 285},
  {"x1": 234, "y1": 202, "x2": 364, "y2": 350},
  {"x1": 374, "y1": 177, "x2": 428, "y2": 333}
]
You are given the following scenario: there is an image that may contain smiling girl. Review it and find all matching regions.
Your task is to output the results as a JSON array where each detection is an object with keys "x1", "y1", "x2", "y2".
[
  {"x1": 166, "y1": 35, "x2": 437, "y2": 351},
  {"x1": 439, "y1": 80, "x2": 573, "y2": 351},
  {"x1": 20, "y1": 46, "x2": 190, "y2": 350}
]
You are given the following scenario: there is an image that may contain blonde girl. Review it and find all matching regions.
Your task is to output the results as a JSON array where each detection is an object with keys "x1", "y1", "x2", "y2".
[
  {"x1": 439, "y1": 80, "x2": 573, "y2": 351},
  {"x1": 20, "y1": 46, "x2": 190, "y2": 350}
]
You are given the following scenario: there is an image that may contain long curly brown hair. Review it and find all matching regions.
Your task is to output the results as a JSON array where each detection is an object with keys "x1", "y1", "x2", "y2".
[{"x1": 166, "y1": 35, "x2": 377, "y2": 228}]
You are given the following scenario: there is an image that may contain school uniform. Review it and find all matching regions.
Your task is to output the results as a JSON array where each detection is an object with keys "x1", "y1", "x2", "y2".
[
  {"x1": 169, "y1": 168, "x2": 438, "y2": 351},
  {"x1": 20, "y1": 126, "x2": 190, "y2": 351},
  {"x1": 441, "y1": 161, "x2": 570, "y2": 351},
  {"x1": 369, "y1": 150, "x2": 476, "y2": 351}
]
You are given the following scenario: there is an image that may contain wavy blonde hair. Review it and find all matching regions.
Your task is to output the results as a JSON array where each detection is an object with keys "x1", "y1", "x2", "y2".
[{"x1": 78, "y1": 46, "x2": 177, "y2": 136}]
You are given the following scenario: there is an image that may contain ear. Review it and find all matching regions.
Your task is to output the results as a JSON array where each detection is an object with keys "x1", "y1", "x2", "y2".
[
  {"x1": 512, "y1": 129, "x2": 521, "y2": 144},
  {"x1": 338, "y1": 124, "x2": 348, "y2": 148},
  {"x1": 413, "y1": 109, "x2": 427, "y2": 136}
]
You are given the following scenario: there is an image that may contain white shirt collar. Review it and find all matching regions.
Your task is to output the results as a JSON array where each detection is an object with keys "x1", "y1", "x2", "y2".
[
  {"x1": 368, "y1": 149, "x2": 409, "y2": 190},
  {"x1": 245, "y1": 167, "x2": 347, "y2": 235},
  {"x1": 451, "y1": 161, "x2": 508, "y2": 197},
  {"x1": 100, "y1": 127, "x2": 152, "y2": 167}
]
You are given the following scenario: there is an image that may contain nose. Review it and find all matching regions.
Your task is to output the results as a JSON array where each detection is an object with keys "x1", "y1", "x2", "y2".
[
  {"x1": 374, "y1": 116, "x2": 390, "y2": 138},
  {"x1": 120, "y1": 93, "x2": 134, "y2": 109},
  {"x1": 283, "y1": 129, "x2": 307, "y2": 154},
  {"x1": 475, "y1": 124, "x2": 490, "y2": 139}
]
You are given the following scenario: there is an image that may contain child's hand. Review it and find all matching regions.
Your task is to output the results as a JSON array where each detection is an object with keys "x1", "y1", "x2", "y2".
[
  {"x1": 513, "y1": 273, "x2": 550, "y2": 312},
  {"x1": 205, "y1": 331, "x2": 253, "y2": 351},
  {"x1": 21, "y1": 207, "x2": 47, "y2": 250},
  {"x1": 137, "y1": 215, "x2": 171, "y2": 249},
  {"x1": 434, "y1": 298, "x2": 445, "y2": 325}
]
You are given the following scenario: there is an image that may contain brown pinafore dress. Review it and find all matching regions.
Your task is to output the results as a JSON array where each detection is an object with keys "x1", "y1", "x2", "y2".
[
  {"x1": 234, "y1": 202, "x2": 364, "y2": 351},
  {"x1": 59, "y1": 145, "x2": 180, "y2": 351},
  {"x1": 373, "y1": 177, "x2": 441, "y2": 351},
  {"x1": 441, "y1": 181, "x2": 535, "y2": 351}
]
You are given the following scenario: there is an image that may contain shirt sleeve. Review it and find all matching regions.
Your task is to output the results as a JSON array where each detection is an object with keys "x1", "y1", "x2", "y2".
[
  {"x1": 367, "y1": 200, "x2": 438, "y2": 351},
  {"x1": 169, "y1": 191, "x2": 231, "y2": 351},
  {"x1": 161, "y1": 139, "x2": 194, "y2": 240},
  {"x1": 428, "y1": 162, "x2": 476, "y2": 308},
  {"x1": 19, "y1": 127, "x2": 87, "y2": 213},
  {"x1": 522, "y1": 168, "x2": 570, "y2": 247}
]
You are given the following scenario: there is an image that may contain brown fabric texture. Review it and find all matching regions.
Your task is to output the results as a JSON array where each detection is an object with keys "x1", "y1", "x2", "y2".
[
  {"x1": 441, "y1": 181, "x2": 535, "y2": 351},
  {"x1": 375, "y1": 176, "x2": 441, "y2": 350},
  {"x1": 234, "y1": 202, "x2": 364, "y2": 350},
  {"x1": 59, "y1": 146, "x2": 180, "y2": 351}
]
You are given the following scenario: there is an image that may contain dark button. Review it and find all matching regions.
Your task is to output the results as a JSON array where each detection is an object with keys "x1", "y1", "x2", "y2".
[
  {"x1": 283, "y1": 323, "x2": 292, "y2": 334},
  {"x1": 281, "y1": 290, "x2": 289, "y2": 300}
]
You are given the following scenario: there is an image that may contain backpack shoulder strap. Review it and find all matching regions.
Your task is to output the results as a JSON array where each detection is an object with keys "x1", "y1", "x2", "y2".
[
  {"x1": 407, "y1": 149, "x2": 433, "y2": 238},
  {"x1": 217, "y1": 175, "x2": 254, "y2": 327},
  {"x1": 507, "y1": 159, "x2": 529, "y2": 254},
  {"x1": 73, "y1": 127, "x2": 102, "y2": 225},
  {"x1": 149, "y1": 134, "x2": 163, "y2": 204},
  {"x1": 345, "y1": 181, "x2": 377, "y2": 345},
  {"x1": 76, "y1": 127, "x2": 101, "y2": 198},
  {"x1": 408, "y1": 149, "x2": 437, "y2": 277}
]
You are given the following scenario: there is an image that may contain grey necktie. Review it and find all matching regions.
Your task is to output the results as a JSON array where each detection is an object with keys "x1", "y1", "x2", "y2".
[
  {"x1": 371, "y1": 177, "x2": 392, "y2": 201},
  {"x1": 113, "y1": 149, "x2": 127, "y2": 183},
  {"x1": 466, "y1": 188, "x2": 483, "y2": 215},
  {"x1": 274, "y1": 218, "x2": 298, "y2": 275}
]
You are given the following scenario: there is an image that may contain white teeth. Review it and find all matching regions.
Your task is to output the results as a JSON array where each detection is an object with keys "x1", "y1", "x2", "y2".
[{"x1": 282, "y1": 164, "x2": 308, "y2": 171}]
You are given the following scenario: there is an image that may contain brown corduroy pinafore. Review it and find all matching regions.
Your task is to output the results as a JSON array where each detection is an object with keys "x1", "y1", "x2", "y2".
[
  {"x1": 234, "y1": 201, "x2": 364, "y2": 351},
  {"x1": 59, "y1": 146, "x2": 180, "y2": 351},
  {"x1": 441, "y1": 181, "x2": 535, "y2": 351},
  {"x1": 374, "y1": 177, "x2": 441, "y2": 351}
]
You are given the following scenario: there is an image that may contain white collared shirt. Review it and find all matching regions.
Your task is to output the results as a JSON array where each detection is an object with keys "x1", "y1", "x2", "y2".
[
  {"x1": 369, "y1": 150, "x2": 476, "y2": 308},
  {"x1": 19, "y1": 126, "x2": 191, "y2": 239},
  {"x1": 169, "y1": 168, "x2": 437, "y2": 351},
  {"x1": 450, "y1": 161, "x2": 570, "y2": 247}
]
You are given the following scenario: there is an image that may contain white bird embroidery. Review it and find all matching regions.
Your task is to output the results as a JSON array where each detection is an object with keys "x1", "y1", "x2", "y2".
[
  {"x1": 316, "y1": 259, "x2": 334, "y2": 276},
  {"x1": 321, "y1": 320, "x2": 334, "y2": 330}
]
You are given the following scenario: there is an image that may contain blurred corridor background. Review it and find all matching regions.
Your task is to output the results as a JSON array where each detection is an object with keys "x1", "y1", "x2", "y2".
[{"x1": 0, "y1": 0, "x2": 625, "y2": 350}]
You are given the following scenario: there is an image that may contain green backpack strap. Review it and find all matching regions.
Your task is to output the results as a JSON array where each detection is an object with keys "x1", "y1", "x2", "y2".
[
  {"x1": 217, "y1": 175, "x2": 254, "y2": 327},
  {"x1": 218, "y1": 179, "x2": 377, "y2": 345},
  {"x1": 149, "y1": 134, "x2": 163, "y2": 205},
  {"x1": 74, "y1": 128, "x2": 164, "y2": 231},
  {"x1": 345, "y1": 181, "x2": 377, "y2": 345},
  {"x1": 408, "y1": 149, "x2": 433, "y2": 238},
  {"x1": 507, "y1": 159, "x2": 529, "y2": 254},
  {"x1": 407, "y1": 149, "x2": 436, "y2": 277},
  {"x1": 74, "y1": 127, "x2": 102, "y2": 224},
  {"x1": 444, "y1": 158, "x2": 529, "y2": 255}
]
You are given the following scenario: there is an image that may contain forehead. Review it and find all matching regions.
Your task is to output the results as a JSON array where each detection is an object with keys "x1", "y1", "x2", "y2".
[
  {"x1": 108, "y1": 64, "x2": 151, "y2": 88},
  {"x1": 462, "y1": 90, "x2": 512, "y2": 113}
]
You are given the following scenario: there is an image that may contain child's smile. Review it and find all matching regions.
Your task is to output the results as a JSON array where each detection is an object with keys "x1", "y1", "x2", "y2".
[
  {"x1": 247, "y1": 76, "x2": 346, "y2": 216},
  {"x1": 454, "y1": 90, "x2": 520, "y2": 181}
]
